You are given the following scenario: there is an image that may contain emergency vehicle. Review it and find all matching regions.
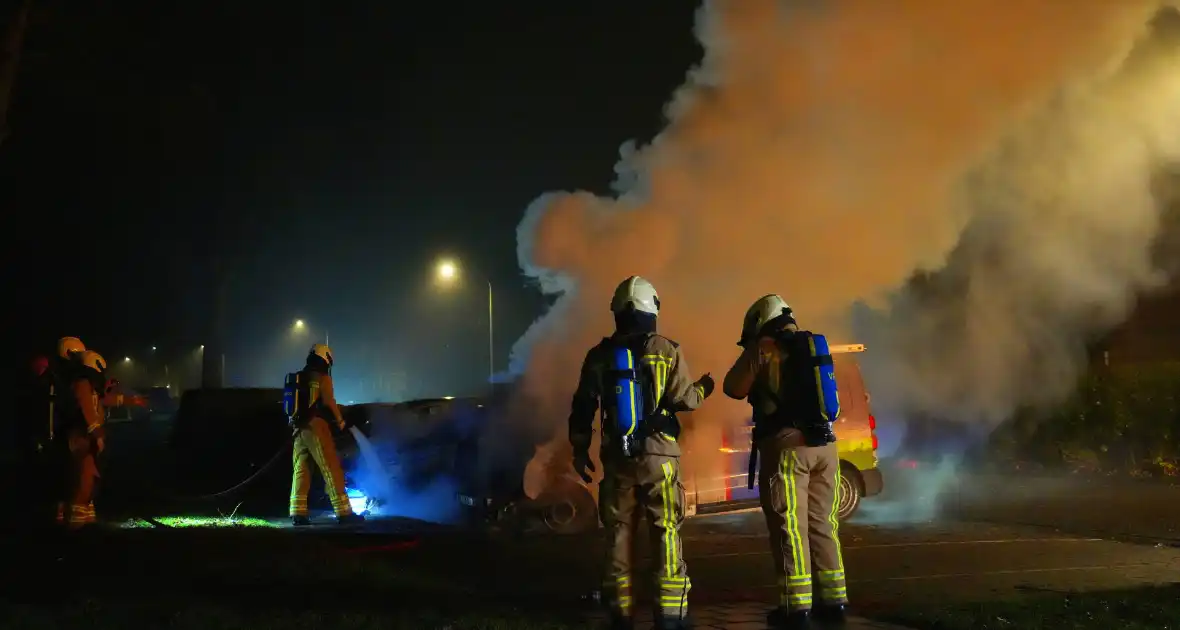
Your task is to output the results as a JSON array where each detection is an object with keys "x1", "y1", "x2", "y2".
[{"x1": 684, "y1": 344, "x2": 883, "y2": 521}]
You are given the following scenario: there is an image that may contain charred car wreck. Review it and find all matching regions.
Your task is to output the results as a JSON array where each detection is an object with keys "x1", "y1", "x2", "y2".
[{"x1": 338, "y1": 391, "x2": 598, "y2": 534}]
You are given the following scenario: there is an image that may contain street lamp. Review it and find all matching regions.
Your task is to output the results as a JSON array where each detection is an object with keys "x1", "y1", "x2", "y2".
[
  {"x1": 124, "y1": 356, "x2": 131, "y2": 363},
  {"x1": 434, "y1": 258, "x2": 494, "y2": 389},
  {"x1": 292, "y1": 318, "x2": 327, "y2": 345}
]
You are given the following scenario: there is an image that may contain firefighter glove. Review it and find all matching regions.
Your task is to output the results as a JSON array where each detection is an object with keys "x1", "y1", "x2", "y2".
[
  {"x1": 696, "y1": 373, "x2": 715, "y2": 399},
  {"x1": 573, "y1": 450, "x2": 596, "y2": 483}
]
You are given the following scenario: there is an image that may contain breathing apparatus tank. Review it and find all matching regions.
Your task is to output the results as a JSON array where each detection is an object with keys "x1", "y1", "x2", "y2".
[{"x1": 607, "y1": 343, "x2": 646, "y2": 457}]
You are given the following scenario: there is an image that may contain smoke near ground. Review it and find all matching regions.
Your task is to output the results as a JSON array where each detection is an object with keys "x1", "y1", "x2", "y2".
[{"x1": 511, "y1": 1, "x2": 1180, "y2": 498}]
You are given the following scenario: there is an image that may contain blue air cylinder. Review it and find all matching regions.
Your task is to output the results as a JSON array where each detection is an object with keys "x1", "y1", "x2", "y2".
[{"x1": 611, "y1": 346, "x2": 644, "y2": 457}]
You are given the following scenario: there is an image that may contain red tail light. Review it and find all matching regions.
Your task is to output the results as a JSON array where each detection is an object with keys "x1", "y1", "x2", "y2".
[{"x1": 869, "y1": 414, "x2": 878, "y2": 450}]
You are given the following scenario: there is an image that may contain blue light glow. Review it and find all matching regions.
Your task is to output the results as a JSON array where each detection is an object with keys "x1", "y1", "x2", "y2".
[{"x1": 345, "y1": 487, "x2": 370, "y2": 515}]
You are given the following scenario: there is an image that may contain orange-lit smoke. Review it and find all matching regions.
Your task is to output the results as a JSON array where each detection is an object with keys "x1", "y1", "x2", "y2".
[{"x1": 511, "y1": 0, "x2": 1180, "y2": 486}]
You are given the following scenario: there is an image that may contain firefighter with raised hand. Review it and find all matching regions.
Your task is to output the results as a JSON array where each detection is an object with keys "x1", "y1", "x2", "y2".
[
  {"x1": 569, "y1": 276, "x2": 714, "y2": 630},
  {"x1": 286, "y1": 344, "x2": 363, "y2": 526},
  {"x1": 724, "y1": 295, "x2": 849, "y2": 629},
  {"x1": 59, "y1": 350, "x2": 109, "y2": 530}
]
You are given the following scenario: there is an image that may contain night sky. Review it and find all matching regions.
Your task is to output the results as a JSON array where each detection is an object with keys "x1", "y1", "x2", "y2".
[{"x1": 6, "y1": 1, "x2": 700, "y2": 399}]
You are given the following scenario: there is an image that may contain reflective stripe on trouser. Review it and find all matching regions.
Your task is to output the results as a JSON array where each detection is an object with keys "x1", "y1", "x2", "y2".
[
  {"x1": 290, "y1": 417, "x2": 353, "y2": 517},
  {"x1": 757, "y1": 438, "x2": 847, "y2": 611},
  {"x1": 63, "y1": 429, "x2": 99, "y2": 529},
  {"x1": 600, "y1": 454, "x2": 691, "y2": 620}
]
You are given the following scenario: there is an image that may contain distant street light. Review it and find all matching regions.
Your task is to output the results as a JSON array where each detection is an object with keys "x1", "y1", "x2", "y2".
[
  {"x1": 151, "y1": 346, "x2": 157, "y2": 352},
  {"x1": 199, "y1": 345, "x2": 204, "y2": 351},
  {"x1": 434, "y1": 257, "x2": 494, "y2": 390},
  {"x1": 292, "y1": 318, "x2": 327, "y2": 345},
  {"x1": 124, "y1": 357, "x2": 131, "y2": 363}
]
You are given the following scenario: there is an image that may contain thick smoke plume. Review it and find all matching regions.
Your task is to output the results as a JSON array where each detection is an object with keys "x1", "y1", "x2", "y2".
[{"x1": 511, "y1": 0, "x2": 1180, "y2": 488}]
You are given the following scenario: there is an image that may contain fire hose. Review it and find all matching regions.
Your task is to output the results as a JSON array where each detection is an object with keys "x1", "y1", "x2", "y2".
[
  {"x1": 126, "y1": 439, "x2": 293, "y2": 528},
  {"x1": 131, "y1": 424, "x2": 361, "y2": 527}
]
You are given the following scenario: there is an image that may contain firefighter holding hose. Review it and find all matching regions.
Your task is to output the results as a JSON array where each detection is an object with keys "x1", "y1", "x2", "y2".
[
  {"x1": 568, "y1": 276, "x2": 714, "y2": 630},
  {"x1": 286, "y1": 344, "x2": 364, "y2": 526}
]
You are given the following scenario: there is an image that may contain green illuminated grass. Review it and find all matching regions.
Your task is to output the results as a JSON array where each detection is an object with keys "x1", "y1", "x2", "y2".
[
  {"x1": 884, "y1": 584, "x2": 1180, "y2": 630},
  {"x1": 121, "y1": 515, "x2": 280, "y2": 529}
]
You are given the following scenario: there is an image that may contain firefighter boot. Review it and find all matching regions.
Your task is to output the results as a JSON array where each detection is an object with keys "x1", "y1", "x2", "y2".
[
  {"x1": 292, "y1": 515, "x2": 312, "y2": 527},
  {"x1": 767, "y1": 607, "x2": 810, "y2": 630},
  {"x1": 812, "y1": 603, "x2": 848, "y2": 626},
  {"x1": 608, "y1": 611, "x2": 634, "y2": 630},
  {"x1": 337, "y1": 513, "x2": 365, "y2": 526},
  {"x1": 654, "y1": 613, "x2": 692, "y2": 630}
]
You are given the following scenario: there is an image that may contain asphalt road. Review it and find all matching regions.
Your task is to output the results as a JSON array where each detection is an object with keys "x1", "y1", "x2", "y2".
[
  {"x1": 335, "y1": 468, "x2": 1180, "y2": 618},
  {"x1": 2, "y1": 468, "x2": 1176, "y2": 630}
]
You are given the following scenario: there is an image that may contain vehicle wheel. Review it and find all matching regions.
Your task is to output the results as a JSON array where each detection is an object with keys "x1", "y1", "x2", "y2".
[
  {"x1": 837, "y1": 463, "x2": 864, "y2": 521},
  {"x1": 535, "y1": 478, "x2": 598, "y2": 535}
]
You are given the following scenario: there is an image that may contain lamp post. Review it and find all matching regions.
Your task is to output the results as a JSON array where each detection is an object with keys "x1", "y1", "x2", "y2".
[{"x1": 435, "y1": 258, "x2": 494, "y2": 389}]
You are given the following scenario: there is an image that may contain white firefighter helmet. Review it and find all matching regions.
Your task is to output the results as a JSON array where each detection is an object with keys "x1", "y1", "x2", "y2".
[
  {"x1": 610, "y1": 276, "x2": 661, "y2": 316},
  {"x1": 310, "y1": 343, "x2": 334, "y2": 367},
  {"x1": 740, "y1": 294, "x2": 795, "y2": 345},
  {"x1": 78, "y1": 350, "x2": 107, "y2": 374},
  {"x1": 57, "y1": 336, "x2": 86, "y2": 359}
]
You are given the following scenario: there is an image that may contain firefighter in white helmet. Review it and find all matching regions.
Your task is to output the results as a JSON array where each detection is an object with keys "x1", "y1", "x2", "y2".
[
  {"x1": 724, "y1": 295, "x2": 849, "y2": 629},
  {"x1": 569, "y1": 276, "x2": 714, "y2": 630},
  {"x1": 287, "y1": 344, "x2": 363, "y2": 525}
]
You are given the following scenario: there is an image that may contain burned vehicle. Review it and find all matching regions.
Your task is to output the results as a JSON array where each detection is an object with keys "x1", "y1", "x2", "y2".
[{"x1": 338, "y1": 392, "x2": 598, "y2": 534}]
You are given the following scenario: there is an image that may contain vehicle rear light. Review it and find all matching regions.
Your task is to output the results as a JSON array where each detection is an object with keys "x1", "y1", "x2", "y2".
[{"x1": 869, "y1": 414, "x2": 878, "y2": 451}]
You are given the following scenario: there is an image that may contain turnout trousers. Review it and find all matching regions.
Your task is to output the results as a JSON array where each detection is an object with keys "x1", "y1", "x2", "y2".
[
  {"x1": 55, "y1": 428, "x2": 98, "y2": 529},
  {"x1": 289, "y1": 417, "x2": 353, "y2": 518},
  {"x1": 757, "y1": 434, "x2": 849, "y2": 612},
  {"x1": 599, "y1": 453, "x2": 691, "y2": 621}
]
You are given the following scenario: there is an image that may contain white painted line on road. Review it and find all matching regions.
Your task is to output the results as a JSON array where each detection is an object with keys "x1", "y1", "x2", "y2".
[
  {"x1": 684, "y1": 534, "x2": 766, "y2": 540},
  {"x1": 845, "y1": 562, "x2": 1172, "y2": 583},
  {"x1": 845, "y1": 537, "x2": 1104, "y2": 550},
  {"x1": 689, "y1": 507, "x2": 763, "y2": 519},
  {"x1": 694, "y1": 538, "x2": 1103, "y2": 559}
]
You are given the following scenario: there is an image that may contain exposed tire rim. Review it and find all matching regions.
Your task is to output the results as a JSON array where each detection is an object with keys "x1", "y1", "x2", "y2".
[
  {"x1": 543, "y1": 499, "x2": 578, "y2": 530},
  {"x1": 837, "y1": 471, "x2": 861, "y2": 521}
]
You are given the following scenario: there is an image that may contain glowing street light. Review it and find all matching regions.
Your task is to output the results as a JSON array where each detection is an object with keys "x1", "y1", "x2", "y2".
[
  {"x1": 123, "y1": 357, "x2": 131, "y2": 363},
  {"x1": 433, "y1": 257, "x2": 494, "y2": 389},
  {"x1": 291, "y1": 318, "x2": 327, "y2": 344},
  {"x1": 151, "y1": 346, "x2": 157, "y2": 352},
  {"x1": 199, "y1": 345, "x2": 205, "y2": 351}
]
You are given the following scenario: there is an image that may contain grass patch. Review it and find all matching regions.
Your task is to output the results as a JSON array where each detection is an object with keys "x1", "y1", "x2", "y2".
[
  {"x1": 883, "y1": 583, "x2": 1180, "y2": 630},
  {"x1": 0, "y1": 527, "x2": 597, "y2": 630},
  {"x1": 121, "y1": 515, "x2": 280, "y2": 529},
  {"x1": 0, "y1": 597, "x2": 592, "y2": 630}
]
